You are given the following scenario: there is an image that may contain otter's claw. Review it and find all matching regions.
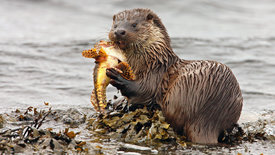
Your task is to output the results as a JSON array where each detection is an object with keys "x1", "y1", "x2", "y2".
[
  {"x1": 106, "y1": 68, "x2": 126, "y2": 89},
  {"x1": 106, "y1": 68, "x2": 137, "y2": 98}
]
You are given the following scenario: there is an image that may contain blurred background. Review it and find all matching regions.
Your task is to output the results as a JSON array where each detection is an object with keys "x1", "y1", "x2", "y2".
[
  {"x1": 1, "y1": 0, "x2": 275, "y2": 42},
  {"x1": 0, "y1": 0, "x2": 275, "y2": 122}
]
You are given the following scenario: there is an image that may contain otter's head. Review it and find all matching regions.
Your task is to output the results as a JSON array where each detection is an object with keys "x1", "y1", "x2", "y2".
[{"x1": 109, "y1": 8, "x2": 171, "y2": 51}]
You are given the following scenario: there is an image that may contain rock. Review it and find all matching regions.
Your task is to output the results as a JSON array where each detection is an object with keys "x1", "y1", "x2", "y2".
[
  {"x1": 61, "y1": 108, "x2": 86, "y2": 127},
  {"x1": 67, "y1": 142, "x2": 75, "y2": 150},
  {"x1": 13, "y1": 144, "x2": 25, "y2": 153},
  {"x1": 52, "y1": 138, "x2": 64, "y2": 150},
  {"x1": 32, "y1": 128, "x2": 40, "y2": 138},
  {"x1": 119, "y1": 143, "x2": 158, "y2": 154},
  {"x1": 41, "y1": 138, "x2": 52, "y2": 149},
  {"x1": 117, "y1": 151, "x2": 141, "y2": 155},
  {"x1": 122, "y1": 144, "x2": 152, "y2": 151}
]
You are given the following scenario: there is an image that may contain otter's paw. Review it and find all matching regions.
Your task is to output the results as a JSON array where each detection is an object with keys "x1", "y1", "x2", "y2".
[
  {"x1": 106, "y1": 68, "x2": 126, "y2": 89},
  {"x1": 106, "y1": 68, "x2": 137, "y2": 98}
]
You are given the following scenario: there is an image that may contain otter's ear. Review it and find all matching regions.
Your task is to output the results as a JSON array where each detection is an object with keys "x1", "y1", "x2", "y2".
[
  {"x1": 113, "y1": 15, "x2": 116, "y2": 21},
  {"x1": 146, "y1": 13, "x2": 154, "y2": 21}
]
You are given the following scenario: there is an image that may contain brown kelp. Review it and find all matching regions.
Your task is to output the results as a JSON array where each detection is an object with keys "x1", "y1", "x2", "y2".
[
  {"x1": 0, "y1": 104, "x2": 88, "y2": 154},
  {"x1": 87, "y1": 100, "x2": 182, "y2": 144}
]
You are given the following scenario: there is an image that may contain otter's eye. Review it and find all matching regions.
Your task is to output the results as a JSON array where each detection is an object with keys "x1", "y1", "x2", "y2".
[
  {"x1": 114, "y1": 24, "x2": 117, "y2": 28},
  {"x1": 132, "y1": 23, "x2": 137, "y2": 28}
]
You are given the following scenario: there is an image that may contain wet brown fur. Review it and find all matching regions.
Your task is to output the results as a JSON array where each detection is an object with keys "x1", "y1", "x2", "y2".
[{"x1": 109, "y1": 8, "x2": 243, "y2": 144}]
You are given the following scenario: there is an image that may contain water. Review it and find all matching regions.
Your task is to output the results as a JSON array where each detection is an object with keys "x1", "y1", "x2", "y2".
[{"x1": 1, "y1": 0, "x2": 275, "y2": 154}]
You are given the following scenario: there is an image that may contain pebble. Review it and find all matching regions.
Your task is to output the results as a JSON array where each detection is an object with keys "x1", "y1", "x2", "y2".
[
  {"x1": 61, "y1": 108, "x2": 86, "y2": 127},
  {"x1": 121, "y1": 143, "x2": 155, "y2": 153},
  {"x1": 117, "y1": 151, "x2": 141, "y2": 155}
]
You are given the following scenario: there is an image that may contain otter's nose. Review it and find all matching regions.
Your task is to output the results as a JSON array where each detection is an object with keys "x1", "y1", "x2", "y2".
[{"x1": 114, "y1": 29, "x2": 126, "y2": 37}]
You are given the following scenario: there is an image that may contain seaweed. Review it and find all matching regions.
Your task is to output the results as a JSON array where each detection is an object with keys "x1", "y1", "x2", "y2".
[
  {"x1": 87, "y1": 98, "x2": 186, "y2": 146},
  {"x1": 0, "y1": 103, "x2": 88, "y2": 154}
]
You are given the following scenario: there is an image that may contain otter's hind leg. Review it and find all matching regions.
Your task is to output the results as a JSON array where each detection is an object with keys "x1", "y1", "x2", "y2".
[
  {"x1": 162, "y1": 76, "x2": 222, "y2": 144},
  {"x1": 161, "y1": 63, "x2": 242, "y2": 144}
]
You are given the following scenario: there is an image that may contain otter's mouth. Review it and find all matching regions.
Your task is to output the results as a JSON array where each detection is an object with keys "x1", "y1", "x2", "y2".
[{"x1": 116, "y1": 41, "x2": 127, "y2": 49}]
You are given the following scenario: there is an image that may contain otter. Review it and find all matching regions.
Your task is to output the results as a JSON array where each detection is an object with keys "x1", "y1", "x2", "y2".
[{"x1": 106, "y1": 8, "x2": 243, "y2": 144}]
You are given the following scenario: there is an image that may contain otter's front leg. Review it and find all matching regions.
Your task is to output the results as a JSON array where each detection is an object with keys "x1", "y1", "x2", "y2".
[{"x1": 106, "y1": 68, "x2": 139, "y2": 98}]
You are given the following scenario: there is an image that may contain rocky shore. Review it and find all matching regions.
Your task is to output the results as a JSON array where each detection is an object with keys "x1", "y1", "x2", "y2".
[{"x1": 0, "y1": 101, "x2": 274, "y2": 154}]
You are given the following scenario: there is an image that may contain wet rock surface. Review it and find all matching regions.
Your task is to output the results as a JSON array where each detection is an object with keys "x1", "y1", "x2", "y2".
[{"x1": 0, "y1": 101, "x2": 274, "y2": 154}]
